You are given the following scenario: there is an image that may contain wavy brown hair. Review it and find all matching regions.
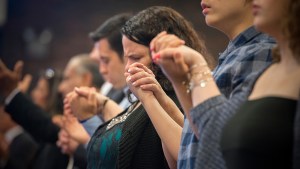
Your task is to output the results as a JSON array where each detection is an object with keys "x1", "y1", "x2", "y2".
[
  {"x1": 121, "y1": 6, "x2": 214, "y2": 92},
  {"x1": 273, "y1": 0, "x2": 300, "y2": 63}
]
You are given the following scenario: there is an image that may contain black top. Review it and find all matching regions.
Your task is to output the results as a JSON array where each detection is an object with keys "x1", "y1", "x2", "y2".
[
  {"x1": 87, "y1": 91, "x2": 181, "y2": 169},
  {"x1": 87, "y1": 104, "x2": 169, "y2": 169},
  {"x1": 221, "y1": 97, "x2": 297, "y2": 169}
]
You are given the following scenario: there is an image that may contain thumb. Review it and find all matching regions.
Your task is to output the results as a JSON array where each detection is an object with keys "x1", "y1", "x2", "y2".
[
  {"x1": 74, "y1": 87, "x2": 89, "y2": 98},
  {"x1": 19, "y1": 74, "x2": 33, "y2": 93}
]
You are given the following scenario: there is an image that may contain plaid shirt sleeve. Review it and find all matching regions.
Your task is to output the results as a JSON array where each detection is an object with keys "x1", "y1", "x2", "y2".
[
  {"x1": 228, "y1": 42, "x2": 273, "y2": 98},
  {"x1": 214, "y1": 42, "x2": 273, "y2": 98}
]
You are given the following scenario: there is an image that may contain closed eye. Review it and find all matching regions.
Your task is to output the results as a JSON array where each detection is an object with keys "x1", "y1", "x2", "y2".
[
  {"x1": 100, "y1": 57, "x2": 110, "y2": 64},
  {"x1": 128, "y1": 55, "x2": 140, "y2": 61}
]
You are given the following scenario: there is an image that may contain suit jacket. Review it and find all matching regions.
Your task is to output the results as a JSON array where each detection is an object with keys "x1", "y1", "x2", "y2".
[{"x1": 4, "y1": 132, "x2": 38, "y2": 169}]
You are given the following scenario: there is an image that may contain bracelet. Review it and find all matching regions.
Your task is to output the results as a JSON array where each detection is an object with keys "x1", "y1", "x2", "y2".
[
  {"x1": 98, "y1": 98, "x2": 109, "y2": 113},
  {"x1": 182, "y1": 63, "x2": 213, "y2": 93},
  {"x1": 189, "y1": 74, "x2": 214, "y2": 89},
  {"x1": 189, "y1": 62, "x2": 207, "y2": 72}
]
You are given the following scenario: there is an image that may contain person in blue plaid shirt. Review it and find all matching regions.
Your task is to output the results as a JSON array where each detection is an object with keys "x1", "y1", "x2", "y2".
[{"x1": 149, "y1": 0, "x2": 276, "y2": 168}]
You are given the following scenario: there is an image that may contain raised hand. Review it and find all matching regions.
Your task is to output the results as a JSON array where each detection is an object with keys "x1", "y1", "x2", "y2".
[
  {"x1": 0, "y1": 60, "x2": 23, "y2": 98},
  {"x1": 67, "y1": 87, "x2": 98, "y2": 121},
  {"x1": 150, "y1": 31, "x2": 185, "y2": 55},
  {"x1": 18, "y1": 74, "x2": 33, "y2": 93},
  {"x1": 75, "y1": 87, "x2": 124, "y2": 122},
  {"x1": 74, "y1": 87, "x2": 108, "y2": 112},
  {"x1": 150, "y1": 33, "x2": 207, "y2": 85}
]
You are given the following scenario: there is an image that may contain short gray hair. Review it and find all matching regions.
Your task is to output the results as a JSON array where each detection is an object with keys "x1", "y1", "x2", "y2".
[{"x1": 70, "y1": 54, "x2": 104, "y2": 89}]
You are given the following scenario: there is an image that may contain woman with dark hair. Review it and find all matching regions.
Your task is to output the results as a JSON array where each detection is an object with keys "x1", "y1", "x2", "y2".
[
  {"x1": 67, "y1": 6, "x2": 213, "y2": 169},
  {"x1": 31, "y1": 69, "x2": 63, "y2": 114},
  {"x1": 30, "y1": 68, "x2": 63, "y2": 125},
  {"x1": 121, "y1": 6, "x2": 215, "y2": 168}
]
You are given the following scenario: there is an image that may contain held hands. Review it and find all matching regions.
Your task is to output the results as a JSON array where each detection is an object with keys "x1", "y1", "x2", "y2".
[
  {"x1": 58, "y1": 97, "x2": 91, "y2": 154},
  {"x1": 125, "y1": 63, "x2": 163, "y2": 102},
  {"x1": 150, "y1": 31, "x2": 185, "y2": 54},
  {"x1": 126, "y1": 63, "x2": 173, "y2": 110},
  {"x1": 66, "y1": 87, "x2": 98, "y2": 121},
  {"x1": 150, "y1": 32, "x2": 207, "y2": 84}
]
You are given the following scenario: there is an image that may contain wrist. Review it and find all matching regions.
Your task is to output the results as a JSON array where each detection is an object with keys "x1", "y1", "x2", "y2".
[
  {"x1": 139, "y1": 94, "x2": 155, "y2": 103},
  {"x1": 98, "y1": 97, "x2": 109, "y2": 113},
  {"x1": 182, "y1": 63, "x2": 213, "y2": 93},
  {"x1": 155, "y1": 91, "x2": 169, "y2": 107},
  {"x1": 78, "y1": 113, "x2": 94, "y2": 122},
  {"x1": 185, "y1": 48, "x2": 207, "y2": 68}
]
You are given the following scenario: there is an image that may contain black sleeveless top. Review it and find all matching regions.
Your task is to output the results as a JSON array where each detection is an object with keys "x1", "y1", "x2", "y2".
[{"x1": 221, "y1": 97, "x2": 297, "y2": 169}]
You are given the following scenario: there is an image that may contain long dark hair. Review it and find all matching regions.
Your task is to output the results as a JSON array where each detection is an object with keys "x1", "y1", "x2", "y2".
[
  {"x1": 39, "y1": 68, "x2": 63, "y2": 115},
  {"x1": 121, "y1": 6, "x2": 214, "y2": 92}
]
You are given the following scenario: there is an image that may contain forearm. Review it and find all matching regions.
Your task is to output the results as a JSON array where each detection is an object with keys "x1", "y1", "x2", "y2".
[
  {"x1": 156, "y1": 92, "x2": 184, "y2": 127},
  {"x1": 191, "y1": 81, "x2": 221, "y2": 107},
  {"x1": 162, "y1": 143, "x2": 177, "y2": 169},
  {"x1": 172, "y1": 81, "x2": 193, "y2": 116},
  {"x1": 141, "y1": 96, "x2": 182, "y2": 160}
]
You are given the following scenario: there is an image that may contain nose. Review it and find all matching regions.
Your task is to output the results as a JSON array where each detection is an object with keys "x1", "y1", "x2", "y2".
[
  {"x1": 125, "y1": 60, "x2": 133, "y2": 72},
  {"x1": 99, "y1": 64, "x2": 108, "y2": 75}
]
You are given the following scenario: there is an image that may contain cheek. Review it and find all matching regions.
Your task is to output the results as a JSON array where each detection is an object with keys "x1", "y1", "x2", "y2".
[
  {"x1": 140, "y1": 57, "x2": 152, "y2": 67},
  {"x1": 39, "y1": 92, "x2": 48, "y2": 101},
  {"x1": 63, "y1": 80, "x2": 74, "y2": 93}
]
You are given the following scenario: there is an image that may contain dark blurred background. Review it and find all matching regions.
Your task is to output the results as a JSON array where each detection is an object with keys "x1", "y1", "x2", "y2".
[{"x1": 0, "y1": 0, "x2": 227, "y2": 76}]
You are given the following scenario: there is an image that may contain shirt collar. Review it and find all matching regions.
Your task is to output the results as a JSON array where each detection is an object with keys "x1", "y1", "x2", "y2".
[{"x1": 221, "y1": 26, "x2": 261, "y2": 59}]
